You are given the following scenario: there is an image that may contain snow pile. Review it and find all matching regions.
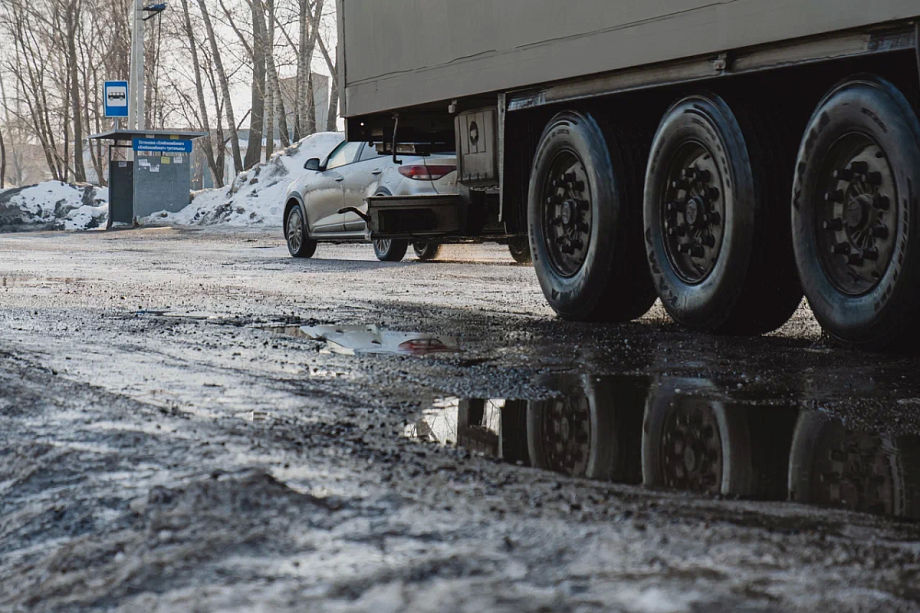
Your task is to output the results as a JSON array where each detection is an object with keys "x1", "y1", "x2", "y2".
[
  {"x1": 151, "y1": 132, "x2": 344, "y2": 227},
  {"x1": 0, "y1": 181, "x2": 109, "y2": 231}
]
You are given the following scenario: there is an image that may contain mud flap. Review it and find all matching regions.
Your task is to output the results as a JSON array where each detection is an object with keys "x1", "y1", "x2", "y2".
[{"x1": 365, "y1": 194, "x2": 467, "y2": 240}]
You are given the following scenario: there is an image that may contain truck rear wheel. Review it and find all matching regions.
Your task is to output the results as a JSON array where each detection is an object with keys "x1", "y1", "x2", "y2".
[
  {"x1": 792, "y1": 76, "x2": 920, "y2": 349},
  {"x1": 413, "y1": 241, "x2": 442, "y2": 261},
  {"x1": 374, "y1": 239, "x2": 408, "y2": 262},
  {"x1": 528, "y1": 111, "x2": 656, "y2": 322},
  {"x1": 644, "y1": 93, "x2": 802, "y2": 334}
]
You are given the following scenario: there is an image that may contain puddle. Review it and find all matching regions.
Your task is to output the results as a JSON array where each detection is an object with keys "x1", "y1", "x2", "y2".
[
  {"x1": 408, "y1": 375, "x2": 920, "y2": 520},
  {"x1": 275, "y1": 324, "x2": 457, "y2": 356}
]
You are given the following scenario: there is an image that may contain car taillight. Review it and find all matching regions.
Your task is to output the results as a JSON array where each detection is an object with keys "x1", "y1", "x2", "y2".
[{"x1": 398, "y1": 165, "x2": 456, "y2": 181}]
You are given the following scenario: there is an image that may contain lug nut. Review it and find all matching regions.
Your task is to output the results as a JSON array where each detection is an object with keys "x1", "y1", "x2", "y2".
[
  {"x1": 550, "y1": 216, "x2": 563, "y2": 226},
  {"x1": 707, "y1": 188, "x2": 720, "y2": 201},
  {"x1": 822, "y1": 218, "x2": 844, "y2": 231},
  {"x1": 576, "y1": 222, "x2": 589, "y2": 232},
  {"x1": 848, "y1": 253, "x2": 864, "y2": 266},
  {"x1": 682, "y1": 168, "x2": 697, "y2": 180},
  {"x1": 667, "y1": 201, "x2": 685, "y2": 214},
  {"x1": 696, "y1": 170, "x2": 712, "y2": 183},
  {"x1": 864, "y1": 246, "x2": 880, "y2": 261},
  {"x1": 708, "y1": 212, "x2": 721, "y2": 226},
  {"x1": 671, "y1": 180, "x2": 689, "y2": 191},
  {"x1": 873, "y1": 194, "x2": 890, "y2": 211},
  {"x1": 850, "y1": 161, "x2": 869, "y2": 174},
  {"x1": 564, "y1": 172, "x2": 577, "y2": 183},
  {"x1": 577, "y1": 199, "x2": 590, "y2": 211},
  {"x1": 571, "y1": 239, "x2": 584, "y2": 251},
  {"x1": 678, "y1": 244, "x2": 691, "y2": 254},
  {"x1": 871, "y1": 225, "x2": 889, "y2": 239},
  {"x1": 824, "y1": 190, "x2": 845, "y2": 203},
  {"x1": 833, "y1": 168, "x2": 854, "y2": 181},
  {"x1": 690, "y1": 245, "x2": 705, "y2": 258},
  {"x1": 572, "y1": 180, "x2": 585, "y2": 191},
  {"x1": 865, "y1": 171, "x2": 883, "y2": 186},
  {"x1": 668, "y1": 225, "x2": 687, "y2": 237},
  {"x1": 702, "y1": 235, "x2": 716, "y2": 248}
]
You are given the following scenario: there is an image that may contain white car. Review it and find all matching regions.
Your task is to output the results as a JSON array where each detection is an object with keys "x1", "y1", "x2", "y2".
[{"x1": 283, "y1": 140, "x2": 458, "y2": 262}]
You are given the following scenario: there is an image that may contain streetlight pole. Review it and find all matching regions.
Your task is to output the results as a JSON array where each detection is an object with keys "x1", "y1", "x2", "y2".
[{"x1": 129, "y1": 0, "x2": 145, "y2": 131}]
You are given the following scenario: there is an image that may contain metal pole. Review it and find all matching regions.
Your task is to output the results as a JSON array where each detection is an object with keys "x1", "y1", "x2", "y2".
[{"x1": 129, "y1": 0, "x2": 145, "y2": 131}]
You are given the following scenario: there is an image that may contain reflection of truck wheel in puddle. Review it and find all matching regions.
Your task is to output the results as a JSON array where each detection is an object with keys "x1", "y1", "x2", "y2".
[
  {"x1": 788, "y1": 412, "x2": 914, "y2": 517},
  {"x1": 526, "y1": 375, "x2": 642, "y2": 482},
  {"x1": 642, "y1": 381, "x2": 754, "y2": 496}
]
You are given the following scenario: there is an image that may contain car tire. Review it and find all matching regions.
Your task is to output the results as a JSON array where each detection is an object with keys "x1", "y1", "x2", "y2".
[
  {"x1": 285, "y1": 204, "x2": 317, "y2": 258},
  {"x1": 508, "y1": 236, "x2": 532, "y2": 264},
  {"x1": 528, "y1": 111, "x2": 656, "y2": 322},
  {"x1": 791, "y1": 76, "x2": 920, "y2": 349},
  {"x1": 644, "y1": 92, "x2": 802, "y2": 334},
  {"x1": 413, "y1": 241, "x2": 442, "y2": 261},
  {"x1": 374, "y1": 239, "x2": 409, "y2": 262}
]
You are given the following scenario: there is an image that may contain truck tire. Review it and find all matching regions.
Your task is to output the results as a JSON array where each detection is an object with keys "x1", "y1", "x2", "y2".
[
  {"x1": 526, "y1": 374, "x2": 641, "y2": 482},
  {"x1": 413, "y1": 241, "x2": 442, "y2": 261},
  {"x1": 641, "y1": 378, "x2": 754, "y2": 497},
  {"x1": 508, "y1": 236, "x2": 532, "y2": 264},
  {"x1": 284, "y1": 204, "x2": 317, "y2": 258},
  {"x1": 791, "y1": 76, "x2": 920, "y2": 349},
  {"x1": 374, "y1": 239, "x2": 408, "y2": 262},
  {"x1": 644, "y1": 93, "x2": 802, "y2": 334},
  {"x1": 528, "y1": 111, "x2": 656, "y2": 322}
]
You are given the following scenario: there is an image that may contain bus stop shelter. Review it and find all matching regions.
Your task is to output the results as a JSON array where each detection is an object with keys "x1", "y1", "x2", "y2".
[{"x1": 88, "y1": 129, "x2": 206, "y2": 228}]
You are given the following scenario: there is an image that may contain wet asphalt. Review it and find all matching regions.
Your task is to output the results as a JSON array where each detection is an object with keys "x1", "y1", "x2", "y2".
[{"x1": 1, "y1": 227, "x2": 920, "y2": 612}]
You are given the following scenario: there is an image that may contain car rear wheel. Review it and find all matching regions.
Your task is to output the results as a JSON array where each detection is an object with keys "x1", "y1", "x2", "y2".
[
  {"x1": 374, "y1": 239, "x2": 409, "y2": 262},
  {"x1": 413, "y1": 241, "x2": 442, "y2": 261},
  {"x1": 792, "y1": 76, "x2": 920, "y2": 349},
  {"x1": 528, "y1": 111, "x2": 656, "y2": 322},
  {"x1": 644, "y1": 92, "x2": 802, "y2": 334},
  {"x1": 508, "y1": 236, "x2": 532, "y2": 264},
  {"x1": 285, "y1": 205, "x2": 317, "y2": 258}
]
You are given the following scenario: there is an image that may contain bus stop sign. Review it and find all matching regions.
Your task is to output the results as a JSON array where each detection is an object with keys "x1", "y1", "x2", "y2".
[{"x1": 104, "y1": 81, "x2": 129, "y2": 118}]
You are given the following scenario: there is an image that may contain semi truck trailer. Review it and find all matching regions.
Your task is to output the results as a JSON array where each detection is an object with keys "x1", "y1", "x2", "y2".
[{"x1": 329, "y1": 0, "x2": 920, "y2": 349}]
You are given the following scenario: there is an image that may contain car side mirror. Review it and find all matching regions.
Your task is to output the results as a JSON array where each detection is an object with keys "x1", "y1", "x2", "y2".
[{"x1": 304, "y1": 158, "x2": 321, "y2": 171}]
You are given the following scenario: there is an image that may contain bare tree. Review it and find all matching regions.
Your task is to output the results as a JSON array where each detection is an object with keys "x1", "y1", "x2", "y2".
[{"x1": 196, "y1": 0, "x2": 243, "y2": 175}]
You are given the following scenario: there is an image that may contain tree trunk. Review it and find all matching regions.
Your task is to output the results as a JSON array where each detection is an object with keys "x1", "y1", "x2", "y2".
[
  {"x1": 263, "y1": 0, "x2": 275, "y2": 157},
  {"x1": 243, "y1": 0, "x2": 266, "y2": 170},
  {"x1": 66, "y1": 0, "x2": 86, "y2": 183},
  {"x1": 179, "y1": 0, "x2": 223, "y2": 187},
  {"x1": 196, "y1": 0, "x2": 243, "y2": 175},
  {"x1": 0, "y1": 128, "x2": 6, "y2": 189},
  {"x1": 267, "y1": 1, "x2": 291, "y2": 147}
]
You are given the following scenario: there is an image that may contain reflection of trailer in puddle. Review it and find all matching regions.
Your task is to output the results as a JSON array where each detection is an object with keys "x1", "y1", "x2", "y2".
[{"x1": 411, "y1": 375, "x2": 920, "y2": 520}]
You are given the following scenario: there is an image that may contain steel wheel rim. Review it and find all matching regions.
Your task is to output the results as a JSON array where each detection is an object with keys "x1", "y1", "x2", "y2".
[
  {"x1": 287, "y1": 208, "x2": 303, "y2": 253},
  {"x1": 374, "y1": 239, "x2": 391, "y2": 254},
  {"x1": 660, "y1": 404, "x2": 722, "y2": 494},
  {"x1": 541, "y1": 149, "x2": 593, "y2": 278},
  {"x1": 815, "y1": 133, "x2": 898, "y2": 296},
  {"x1": 540, "y1": 393, "x2": 591, "y2": 476},
  {"x1": 661, "y1": 142, "x2": 726, "y2": 284}
]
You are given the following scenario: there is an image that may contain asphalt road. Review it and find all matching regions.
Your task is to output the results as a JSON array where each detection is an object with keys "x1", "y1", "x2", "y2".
[{"x1": 1, "y1": 227, "x2": 919, "y2": 612}]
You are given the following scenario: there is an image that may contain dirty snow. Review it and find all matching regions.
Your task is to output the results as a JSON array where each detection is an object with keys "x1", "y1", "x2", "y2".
[
  {"x1": 150, "y1": 132, "x2": 344, "y2": 228},
  {"x1": 0, "y1": 181, "x2": 109, "y2": 231}
]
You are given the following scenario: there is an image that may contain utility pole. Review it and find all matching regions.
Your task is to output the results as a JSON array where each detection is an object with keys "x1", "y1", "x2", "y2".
[{"x1": 129, "y1": 0, "x2": 145, "y2": 130}]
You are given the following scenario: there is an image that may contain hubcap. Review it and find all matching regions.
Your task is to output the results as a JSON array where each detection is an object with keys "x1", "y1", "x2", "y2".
[
  {"x1": 541, "y1": 151, "x2": 592, "y2": 277},
  {"x1": 660, "y1": 404, "x2": 722, "y2": 494},
  {"x1": 661, "y1": 144, "x2": 725, "y2": 284},
  {"x1": 816, "y1": 135, "x2": 897, "y2": 295},
  {"x1": 287, "y1": 209, "x2": 303, "y2": 253}
]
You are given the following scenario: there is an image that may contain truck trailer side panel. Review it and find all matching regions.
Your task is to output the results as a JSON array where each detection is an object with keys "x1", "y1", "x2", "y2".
[{"x1": 338, "y1": 0, "x2": 920, "y2": 118}]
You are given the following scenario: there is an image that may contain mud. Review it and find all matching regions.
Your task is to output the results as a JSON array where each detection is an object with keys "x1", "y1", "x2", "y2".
[{"x1": 1, "y1": 227, "x2": 920, "y2": 612}]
